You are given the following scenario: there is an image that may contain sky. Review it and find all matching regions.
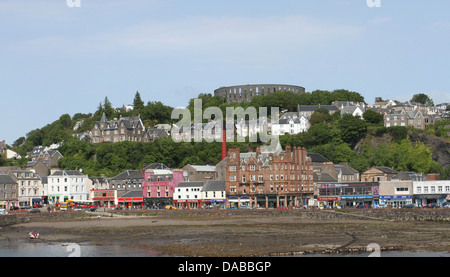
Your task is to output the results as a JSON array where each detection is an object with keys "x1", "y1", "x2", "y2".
[{"x1": 1, "y1": 0, "x2": 450, "y2": 145}]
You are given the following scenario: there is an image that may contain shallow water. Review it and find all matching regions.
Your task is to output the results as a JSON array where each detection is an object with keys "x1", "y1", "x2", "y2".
[
  {"x1": 0, "y1": 241, "x2": 160, "y2": 257},
  {"x1": 0, "y1": 240, "x2": 448, "y2": 257}
]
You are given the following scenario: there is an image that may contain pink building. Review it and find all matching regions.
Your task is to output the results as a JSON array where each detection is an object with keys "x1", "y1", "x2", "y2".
[{"x1": 142, "y1": 169, "x2": 185, "y2": 209}]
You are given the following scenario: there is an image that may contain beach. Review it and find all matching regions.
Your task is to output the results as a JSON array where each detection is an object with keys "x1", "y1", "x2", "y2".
[{"x1": 0, "y1": 209, "x2": 449, "y2": 257}]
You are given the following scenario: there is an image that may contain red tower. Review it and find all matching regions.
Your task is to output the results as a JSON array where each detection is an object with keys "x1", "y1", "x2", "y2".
[{"x1": 221, "y1": 120, "x2": 227, "y2": 160}]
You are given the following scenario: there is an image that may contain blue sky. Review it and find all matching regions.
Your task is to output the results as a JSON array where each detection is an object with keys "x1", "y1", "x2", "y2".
[{"x1": 1, "y1": 0, "x2": 450, "y2": 145}]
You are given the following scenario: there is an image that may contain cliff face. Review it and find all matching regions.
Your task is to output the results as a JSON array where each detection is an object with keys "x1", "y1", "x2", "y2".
[
  {"x1": 408, "y1": 132, "x2": 450, "y2": 167},
  {"x1": 354, "y1": 131, "x2": 450, "y2": 168}
]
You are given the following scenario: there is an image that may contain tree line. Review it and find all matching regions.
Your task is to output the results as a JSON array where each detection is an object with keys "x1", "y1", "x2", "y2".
[{"x1": 4, "y1": 89, "x2": 449, "y2": 179}]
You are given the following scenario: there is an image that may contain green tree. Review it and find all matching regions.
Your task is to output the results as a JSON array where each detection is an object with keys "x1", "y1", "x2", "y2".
[
  {"x1": 309, "y1": 108, "x2": 332, "y2": 125},
  {"x1": 363, "y1": 109, "x2": 384, "y2": 125},
  {"x1": 410, "y1": 93, "x2": 434, "y2": 106},
  {"x1": 338, "y1": 114, "x2": 367, "y2": 146},
  {"x1": 133, "y1": 91, "x2": 145, "y2": 111},
  {"x1": 103, "y1": 96, "x2": 114, "y2": 118}
]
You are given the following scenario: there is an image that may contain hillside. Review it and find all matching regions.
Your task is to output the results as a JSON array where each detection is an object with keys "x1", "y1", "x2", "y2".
[{"x1": 3, "y1": 89, "x2": 450, "y2": 179}]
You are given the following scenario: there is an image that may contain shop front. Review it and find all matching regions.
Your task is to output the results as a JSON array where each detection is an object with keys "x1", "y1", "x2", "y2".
[
  {"x1": 227, "y1": 195, "x2": 250, "y2": 208},
  {"x1": 202, "y1": 199, "x2": 226, "y2": 209},
  {"x1": 413, "y1": 194, "x2": 449, "y2": 207},
  {"x1": 118, "y1": 196, "x2": 143, "y2": 209},
  {"x1": 91, "y1": 189, "x2": 117, "y2": 207},
  {"x1": 317, "y1": 196, "x2": 340, "y2": 209},
  {"x1": 340, "y1": 195, "x2": 374, "y2": 208},
  {"x1": 144, "y1": 197, "x2": 173, "y2": 209},
  {"x1": 173, "y1": 199, "x2": 202, "y2": 209},
  {"x1": 380, "y1": 195, "x2": 412, "y2": 208}
]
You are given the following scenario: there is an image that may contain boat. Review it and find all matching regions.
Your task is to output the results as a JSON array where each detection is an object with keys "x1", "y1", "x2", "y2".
[{"x1": 29, "y1": 232, "x2": 39, "y2": 239}]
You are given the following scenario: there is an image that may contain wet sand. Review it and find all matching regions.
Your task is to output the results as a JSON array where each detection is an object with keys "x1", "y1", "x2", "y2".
[{"x1": 1, "y1": 210, "x2": 449, "y2": 257}]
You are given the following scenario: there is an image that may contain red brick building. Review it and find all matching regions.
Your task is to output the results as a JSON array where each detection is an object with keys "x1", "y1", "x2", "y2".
[{"x1": 225, "y1": 145, "x2": 314, "y2": 208}]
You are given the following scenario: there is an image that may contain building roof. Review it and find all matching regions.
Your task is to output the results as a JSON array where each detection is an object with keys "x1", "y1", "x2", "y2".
[
  {"x1": 143, "y1": 163, "x2": 171, "y2": 170},
  {"x1": 119, "y1": 189, "x2": 143, "y2": 198},
  {"x1": 177, "y1": 181, "x2": 204, "y2": 188},
  {"x1": 202, "y1": 180, "x2": 226, "y2": 191},
  {"x1": 186, "y1": 164, "x2": 217, "y2": 172},
  {"x1": 372, "y1": 166, "x2": 398, "y2": 174},
  {"x1": 298, "y1": 105, "x2": 339, "y2": 112},
  {"x1": 0, "y1": 174, "x2": 17, "y2": 184},
  {"x1": 50, "y1": 170, "x2": 84, "y2": 176},
  {"x1": 307, "y1": 153, "x2": 330, "y2": 163}
]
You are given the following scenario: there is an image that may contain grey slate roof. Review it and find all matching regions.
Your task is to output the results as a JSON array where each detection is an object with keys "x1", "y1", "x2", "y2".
[
  {"x1": 373, "y1": 166, "x2": 398, "y2": 174},
  {"x1": 177, "y1": 181, "x2": 204, "y2": 188},
  {"x1": 119, "y1": 190, "x2": 143, "y2": 198},
  {"x1": 298, "y1": 105, "x2": 339, "y2": 112},
  {"x1": 307, "y1": 153, "x2": 330, "y2": 163},
  {"x1": 202, "y1": 180, "x2": 226, "y2": 192},
  {"x1": 0, "y1": 174, "x2": 17, "y2": 184},
  {"x1": 51, "y1": 170, "x2": 84, "y2": 176}
]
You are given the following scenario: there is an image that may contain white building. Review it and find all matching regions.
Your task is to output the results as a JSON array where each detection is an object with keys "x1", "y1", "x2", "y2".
[
  {"x1": 12, "y1": 170, "x2": 43, "y2": 207},
  {"x1": 47, "y1": 170, "x2": 88, "y2": 203},
  {"x1": 413, "y1": 180, "x2": 450, "y2": 207},
  {"x1": 173, "y1": 181, "x2": 204, "y2": 209},
  {"x1": 271, "y1": 112, "x2": 310, "y2": 136},
  {"x1": 201, "y1": 180, "x2": 226, "y2": 208}
]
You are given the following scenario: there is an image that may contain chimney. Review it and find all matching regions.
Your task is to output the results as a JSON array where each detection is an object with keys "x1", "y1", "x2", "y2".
[{"x1": 221, "y1": 120, "x2": 227, "y2": 160}]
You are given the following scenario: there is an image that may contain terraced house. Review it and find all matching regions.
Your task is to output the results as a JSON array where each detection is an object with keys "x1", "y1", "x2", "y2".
[{"x1": 225, "y1": 143, "x2": 314, "y2": 209}]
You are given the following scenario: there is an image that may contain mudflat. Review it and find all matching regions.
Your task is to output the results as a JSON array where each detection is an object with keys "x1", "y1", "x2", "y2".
[{"x1": 1, "y1": 209, "x2": 449, "y2": 257}]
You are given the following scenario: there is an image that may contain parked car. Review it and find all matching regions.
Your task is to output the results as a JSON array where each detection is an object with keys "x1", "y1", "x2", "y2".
[
  {"x1": 28, "y1": 209, "x2": 41, "y2": 214},
  {"x1": 9, "y1": 206, "x2": 19, "y2": 211},
  {"x1": 0, "y1": 208, "x2": 8, "y2": 215},
  {"x1": 33, "y1": 204, "x2": 43, "y2": 208},
  {"x1": 403, "y1": 204, "x2": 416, "y2": 209},
  {"x1": 89, "y1": 207, "x2": 97, "y2": 212}
]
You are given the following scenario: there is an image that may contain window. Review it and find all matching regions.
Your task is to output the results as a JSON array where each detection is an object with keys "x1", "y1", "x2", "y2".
[
  {"x1": 250, "y1": 165, "x2": 255, "y2": 171},
  {"x1": 417, "y1": 186, "x2": 421, "y2": 193}
]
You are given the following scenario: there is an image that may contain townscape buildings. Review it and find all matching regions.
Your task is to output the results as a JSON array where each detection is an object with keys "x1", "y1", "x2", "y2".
[{"x1": 0, "y1": 95, "x2": 449, "y2": 211}]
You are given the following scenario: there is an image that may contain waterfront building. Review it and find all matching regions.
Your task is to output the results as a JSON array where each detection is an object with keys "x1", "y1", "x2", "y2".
[
  {"x1": 0, "y1": 174, "x2": 18, "y2": 210},
  {"x1": 379, "y1": 181, "x2": 413, "y2": 207},
  {"x1": 91, "y1": 188, "x2": 118, "y2": 207},
  {"x1": 413, "y1": 180, "x2": 450, "y2": 207},
  {"x1": 225, "y1": 143, "x2": 315, "y2": 209},
  {"x1": 117, "y1": 190, "x2": 143, "y2": 208},
  {"x1": 201, "y1": 180, "x2": 226, "y2": 209},
  {"x1": 142, "y1": 168, "x2": 185, "y2": 209},
  {"x1": 47, "y1": 170, "x2": 88, "y2": 203},
  {"x1": 316, "y1": 182, "x2": 380, "y2": 208},
  {"x1": 173, "y1": 181, "x2": 204, "y2": 209},
  {"x1": 11, "y1": 170, "x2": 44, "y2": 207},
  {"x1": 109, "y1": 170, "x2": 144, "y2": 198}
]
